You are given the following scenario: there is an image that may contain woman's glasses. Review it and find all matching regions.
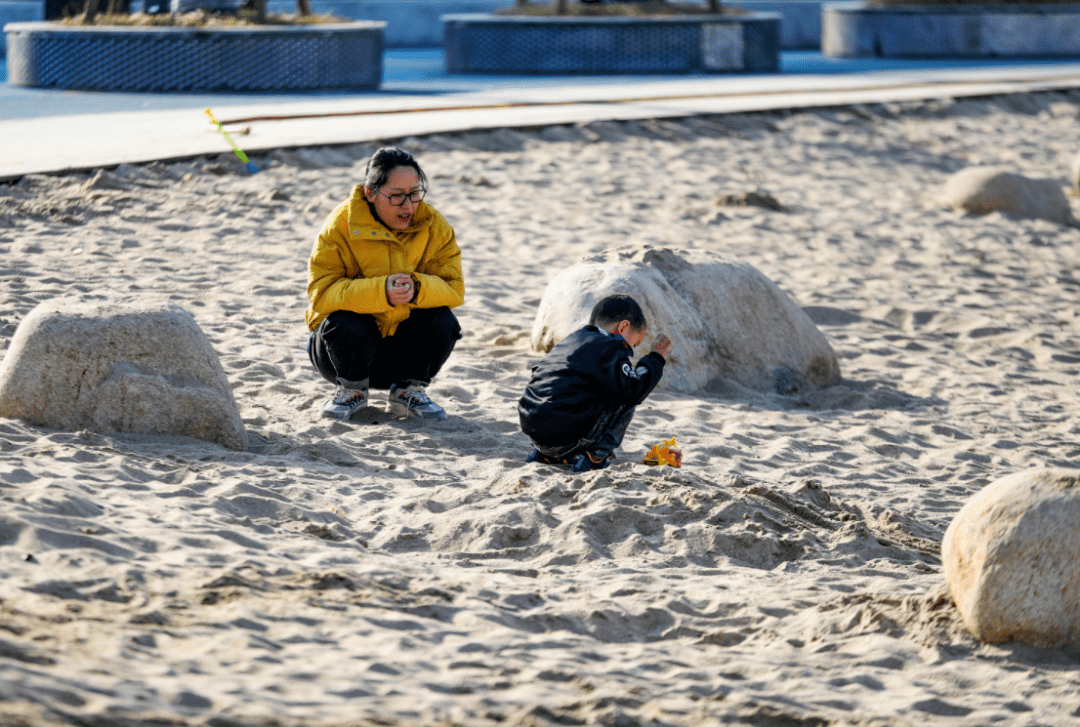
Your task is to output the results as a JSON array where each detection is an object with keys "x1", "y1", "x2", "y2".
[{"x1": 379, "y1": 188, "x2": 426, "y2": 206}]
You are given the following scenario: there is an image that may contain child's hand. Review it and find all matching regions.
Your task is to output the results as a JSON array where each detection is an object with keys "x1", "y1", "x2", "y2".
[{"x1": 651, "y1": 335, "x2": 673, "y2": 358}]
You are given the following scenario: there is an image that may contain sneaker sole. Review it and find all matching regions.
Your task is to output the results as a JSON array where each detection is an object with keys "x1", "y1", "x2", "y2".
[
  {"x1": 389, "y1": 402, "x2": 446, "y2": 421},
  {"x1": 321, "y1": 405, "x2": 366, "y2": 421}
]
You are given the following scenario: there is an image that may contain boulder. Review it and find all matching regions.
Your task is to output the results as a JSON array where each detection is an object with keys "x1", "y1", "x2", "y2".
[
  {"x1": 942, "y1": 166, "x2": 1075, "y2": 226},
  {"x1": 0, "y1": 298, "x2": 246, "y2": 451},
  {"x1": 531, "y1": 246, "x2": 840, "y2": 395},
  {"x1": 942, "y1": 468, "x2": 1080, "y2": 648}
]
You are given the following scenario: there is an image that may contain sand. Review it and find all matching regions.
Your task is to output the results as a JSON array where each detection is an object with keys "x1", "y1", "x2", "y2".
[{"x1": 1, "y1": 90, "x2": 1080, "y2": 727}]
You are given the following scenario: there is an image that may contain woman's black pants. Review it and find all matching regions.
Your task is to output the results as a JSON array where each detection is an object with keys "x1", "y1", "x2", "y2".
[{"x1": 308, "y1": 307, "x2": 461, "y2": 390}]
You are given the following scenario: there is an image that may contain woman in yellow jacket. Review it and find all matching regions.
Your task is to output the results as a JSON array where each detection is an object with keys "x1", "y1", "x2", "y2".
[{"x1": 306, "y1": 147, "x2": 464, "y2": 421}]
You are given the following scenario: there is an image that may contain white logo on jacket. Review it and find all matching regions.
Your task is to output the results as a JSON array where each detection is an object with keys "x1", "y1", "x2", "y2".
[{"x1": 622, "y1": 363, "x2": 648, "y2": 379}]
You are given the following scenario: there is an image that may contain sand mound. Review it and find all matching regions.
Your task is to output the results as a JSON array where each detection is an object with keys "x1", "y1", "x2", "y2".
[{"x1": 942, "y1": 166, "x2": 1075, "y2": 226}]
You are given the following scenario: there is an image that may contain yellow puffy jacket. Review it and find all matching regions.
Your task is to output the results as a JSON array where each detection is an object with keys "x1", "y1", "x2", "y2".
[{"x1": 305, "y1": 185, "x2": 465, "y2": 336}]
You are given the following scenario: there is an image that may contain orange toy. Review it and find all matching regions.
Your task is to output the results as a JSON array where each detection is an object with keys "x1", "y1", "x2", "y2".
[{"x1": 643, "y1": 437, "x2": 682, "y2": 468}]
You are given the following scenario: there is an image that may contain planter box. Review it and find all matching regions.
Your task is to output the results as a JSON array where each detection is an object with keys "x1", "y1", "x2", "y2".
[
  {"x1": 823, "y1": 2, "x2": 1080, "y2": 57},
  {"x1": 4, "y1": 20, "x2": 385, "y2": 90},
  {"x1": 443, "y1": 12, "x2": 780, "y2": 74},
  {"x1": 0, "y1": 0, "x2": 43, "y2": 56},
  {"x1": 265, "y1": 0, "x2": 513, "y2": 47}
]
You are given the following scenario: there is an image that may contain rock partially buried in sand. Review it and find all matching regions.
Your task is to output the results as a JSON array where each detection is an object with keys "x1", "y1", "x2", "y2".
[
  {"x1": 942, "y1": 167, "x2": 1075, "y2": 226},
  {"x1": 531, "y1": 246, "x2": 840, "y2": 395},
  {"x1": 0, "y1": 298, "x2": 246, "y2": 451},
  {"x1": 942, "y1": 467, "x2": 1080, "y2": 649}
]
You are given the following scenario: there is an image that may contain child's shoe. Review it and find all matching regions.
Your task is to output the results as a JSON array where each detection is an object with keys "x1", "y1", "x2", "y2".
[
  {"x1": 526, "y1": 448, "x2": 571, "y2": 466},
  {"x1": 571, "y1": 452, "x2": 609, "y2": 472}
]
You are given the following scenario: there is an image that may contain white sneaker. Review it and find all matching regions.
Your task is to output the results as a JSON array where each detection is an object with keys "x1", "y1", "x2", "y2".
[
  {"x1": 320, "y1": 385, "x2": 368, "y2": 420},
  {"x1": 388, "y1": 383, "x2": 446, "y2": 421}
]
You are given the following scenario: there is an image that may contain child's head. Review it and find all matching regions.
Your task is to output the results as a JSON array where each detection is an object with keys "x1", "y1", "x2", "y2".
[{"x1": 590, "y1": 295, "x2": 647, "y2": 348}]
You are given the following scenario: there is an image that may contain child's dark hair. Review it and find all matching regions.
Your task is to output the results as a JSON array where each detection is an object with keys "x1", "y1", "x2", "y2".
[
  {"x1": 365, "y1": 147, "x2": 427, "y2": 193},
  {"x1": 590, "y1": 295, "x2": 647, "y2": 332}
]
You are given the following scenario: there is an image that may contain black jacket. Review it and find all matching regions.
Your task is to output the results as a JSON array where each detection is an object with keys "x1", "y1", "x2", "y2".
[{"x1": 518, "y1": 326, "x2": 666, "y2": 447}]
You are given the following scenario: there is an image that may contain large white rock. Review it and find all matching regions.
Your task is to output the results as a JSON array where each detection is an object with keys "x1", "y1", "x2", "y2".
[
  {"x1": 942, "y1": 468, "x2": 1080, "y2": 648},
  {"x1": 531, "y1": 246, "x2": 840, "y2": 395},
  {"x1": 0, "y1": 298, "x2": 246, "y2": 451},
  {"x1": 942, "y1": 166, "x2": 1075, "y2": 226}
]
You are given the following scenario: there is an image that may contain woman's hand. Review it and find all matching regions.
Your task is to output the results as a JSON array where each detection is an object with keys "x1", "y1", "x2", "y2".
[{"x1": 386, "y1": 274, "x2": 415, "y2": 306}]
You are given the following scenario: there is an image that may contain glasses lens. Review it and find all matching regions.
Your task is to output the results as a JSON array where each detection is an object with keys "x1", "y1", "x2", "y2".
[{"x1": 387, "y1": 189, "x2": 426, "y2": 205}]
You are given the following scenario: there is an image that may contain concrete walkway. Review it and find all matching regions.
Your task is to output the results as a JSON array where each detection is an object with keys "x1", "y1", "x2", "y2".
[{"x1": 3, "y1": 49, "x2": 1080, "y2": 180}]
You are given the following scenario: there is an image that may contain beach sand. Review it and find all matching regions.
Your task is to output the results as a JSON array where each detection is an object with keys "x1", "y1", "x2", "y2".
[{"x1": 1, "y1": 90, "x2": 1080, "y2": 726}]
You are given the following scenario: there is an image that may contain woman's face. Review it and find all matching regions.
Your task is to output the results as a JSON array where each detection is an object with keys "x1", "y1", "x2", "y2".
[{"x1": 365, "y1": 166, "x2": 422, "y2": 231}]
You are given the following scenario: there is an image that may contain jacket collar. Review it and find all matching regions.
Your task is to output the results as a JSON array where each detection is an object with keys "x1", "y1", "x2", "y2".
[
  {"x1": 590, "y1": 325, "x2": 631, "y2": 350},
  {"x1": 348, "y1": 184, "x2": 431, "y2": 236}
]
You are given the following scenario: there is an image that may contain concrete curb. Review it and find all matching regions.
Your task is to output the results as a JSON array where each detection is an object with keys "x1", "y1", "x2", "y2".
[{"x1": 4, "y1": 64, "x2": 1080, "y2": 181}]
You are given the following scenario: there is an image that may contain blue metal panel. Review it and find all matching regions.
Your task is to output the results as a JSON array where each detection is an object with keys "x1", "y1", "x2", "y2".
[
  {"x1": 448, "y1": 19, "x2": 696, "y2": 73},
  {"x1": 444, "y1": 14, "x2": 780, "y2": 75}
]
